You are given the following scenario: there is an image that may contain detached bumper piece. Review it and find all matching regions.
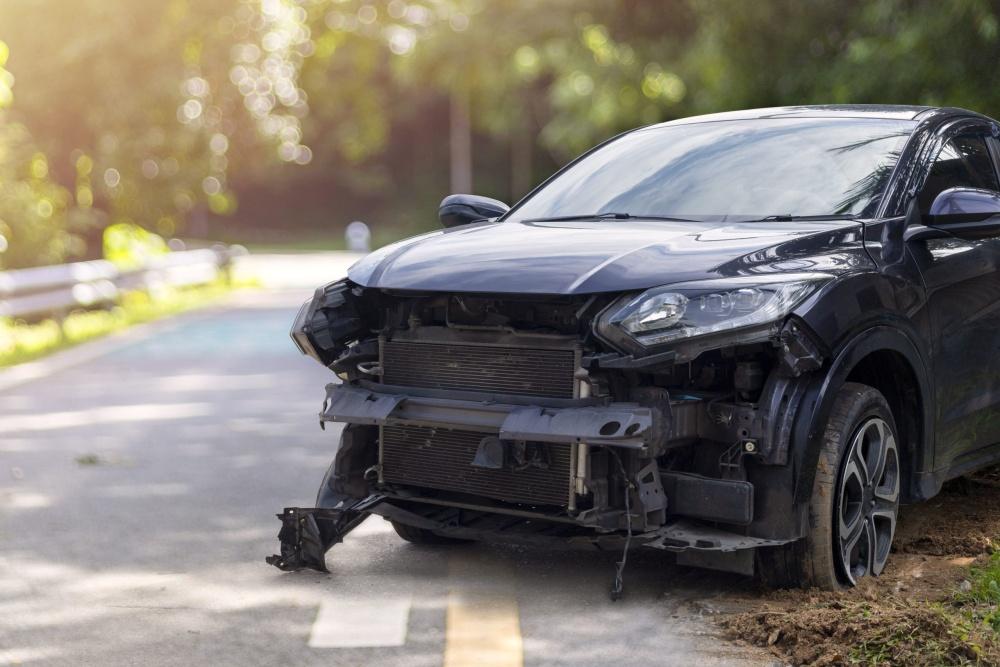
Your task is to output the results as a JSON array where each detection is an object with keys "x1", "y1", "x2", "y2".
[{"x1": 266, "y1": 496, "x2": 383, "y2": 572}]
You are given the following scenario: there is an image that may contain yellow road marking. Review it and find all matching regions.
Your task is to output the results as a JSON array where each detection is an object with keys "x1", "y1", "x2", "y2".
[{"x1": 444, "y1": 592, "x2": 523, "y2": 667}]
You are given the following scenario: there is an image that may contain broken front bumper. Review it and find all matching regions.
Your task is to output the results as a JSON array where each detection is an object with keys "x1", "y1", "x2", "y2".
[
  {"x1": 267, "y1": 498, "x2": 789, "y2": 576},
  {"x1": 318, "y1": 381, "x2": 663, "y2": 452}
]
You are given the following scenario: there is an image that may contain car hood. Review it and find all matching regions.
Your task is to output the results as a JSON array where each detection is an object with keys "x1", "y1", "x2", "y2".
[{"x1": 347, "y1": 218, "x2": 869, "y2": 294}]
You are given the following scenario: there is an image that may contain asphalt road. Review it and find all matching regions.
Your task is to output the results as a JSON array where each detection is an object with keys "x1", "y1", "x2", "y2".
[{"x1": 0, "y1": 255, "x2": 770, "y2": 666}]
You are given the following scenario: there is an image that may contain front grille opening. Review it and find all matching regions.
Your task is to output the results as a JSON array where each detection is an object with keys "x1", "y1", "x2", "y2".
[
  {"x1": 382, "y1": 340, "x2": 576, "y2": 398},
  {"x1": 380, "y1": 424, "x2": 572, "y2": 507}
]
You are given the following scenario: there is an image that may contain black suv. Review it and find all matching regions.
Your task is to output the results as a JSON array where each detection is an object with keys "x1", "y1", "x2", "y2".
[{"x1": 270, "y1": 105, "x2": 1000, "y2": 593}]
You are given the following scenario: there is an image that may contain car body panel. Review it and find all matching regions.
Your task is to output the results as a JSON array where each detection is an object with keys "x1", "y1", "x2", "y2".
[{"x1": 348, "y1": 218, "x2": 867, "y2": 294}]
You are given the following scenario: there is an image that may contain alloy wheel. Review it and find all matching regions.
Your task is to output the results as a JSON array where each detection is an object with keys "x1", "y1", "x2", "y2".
[{"x1": 836, "y1": 416, "x2": 900, "y2": 585}]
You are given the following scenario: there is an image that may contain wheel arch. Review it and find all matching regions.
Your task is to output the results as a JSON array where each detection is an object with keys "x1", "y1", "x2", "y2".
[{"x1": 793, "y1": 325, "x2": 934, "y2": 505}]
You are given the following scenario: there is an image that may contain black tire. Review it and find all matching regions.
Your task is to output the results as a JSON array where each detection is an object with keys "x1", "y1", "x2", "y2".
[
  {"x1": 391, "y1": 521, "x2": 472, "y2": 545},
  {"x1": 757, "y1": 382, "x2": 901, "y2": 589}
]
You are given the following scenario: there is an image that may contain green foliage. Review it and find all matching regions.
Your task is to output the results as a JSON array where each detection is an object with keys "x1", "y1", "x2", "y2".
[
  {"x1": 0, "y1": 120, "x2": 88, "y2": 269},
  {"x1": 0, "y1": 39, "x2": 12, "y2": 109},
  {"x1": 681, "y1": 0, "x2": 1000, "y2": 116},
  {"x1": 102, "y1": 223, "x2": 168, "y2": 269},
  {"x1": 6, "y1": 0, "x2": 1000, "y2": 263},
  {"x1": 0, "y1": 0, "x2": 295, "y2": 263}
]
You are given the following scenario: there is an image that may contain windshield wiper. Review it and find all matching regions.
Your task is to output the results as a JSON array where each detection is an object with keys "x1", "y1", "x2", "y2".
[
  {"x1": 746, "y1": 214, "x2": 859, "y2": 222},
  {"x1": 521, "y1": 212, "x2": 698, "y2": 223}
]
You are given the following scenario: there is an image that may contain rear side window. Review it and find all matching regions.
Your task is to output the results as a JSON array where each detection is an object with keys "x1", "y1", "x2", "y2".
[{"x1": 919, "y1": 134, "x2": 1000, "y2": 210}]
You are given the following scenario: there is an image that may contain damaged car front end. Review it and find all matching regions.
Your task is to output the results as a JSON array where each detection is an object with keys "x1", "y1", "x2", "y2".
[
  {"x1": 270, "y1": 262, "x2": 839, "y2": 592},
  {"x1": 270, "y1": 105, "x2": 1000, "y2": 593}
]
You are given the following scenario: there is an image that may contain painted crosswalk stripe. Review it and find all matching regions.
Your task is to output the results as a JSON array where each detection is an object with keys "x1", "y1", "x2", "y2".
[
  {"x1": 308, "y1": 597, "x2": 410, "y2": 648},
  {"x1": 444, "y1": 592, "x2": 523, "y2": 667}
]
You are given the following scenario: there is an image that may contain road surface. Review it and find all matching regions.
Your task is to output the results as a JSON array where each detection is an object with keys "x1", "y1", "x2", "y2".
[{"x1": 0, "y1": 254, "x2": 770, "y2": 666}]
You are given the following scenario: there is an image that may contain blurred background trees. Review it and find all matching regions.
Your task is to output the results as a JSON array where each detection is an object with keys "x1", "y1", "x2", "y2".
[{"x1": 2, "y1": 0, "x2": 1000, "y2": 268}]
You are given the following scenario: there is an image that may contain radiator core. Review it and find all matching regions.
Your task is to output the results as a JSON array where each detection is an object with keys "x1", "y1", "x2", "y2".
[
  {"x1": 381, "y1": 340, "x2": 576, "y2": 399},
  {"x1": 381, "y1": 424, "x2": 572, "y2": 507}
]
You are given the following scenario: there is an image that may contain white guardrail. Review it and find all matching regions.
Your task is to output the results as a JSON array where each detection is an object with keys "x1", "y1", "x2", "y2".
[{"x1": 0, "y1": 245, "x2": 244, "y2": 320}]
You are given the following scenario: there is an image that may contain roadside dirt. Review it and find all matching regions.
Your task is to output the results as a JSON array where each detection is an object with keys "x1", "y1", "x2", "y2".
[{"x1": 718, "y1": 470, "x2": 1000, "y2": 665}]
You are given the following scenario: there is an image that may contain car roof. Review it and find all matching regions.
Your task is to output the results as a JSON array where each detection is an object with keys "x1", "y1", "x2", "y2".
[{"x1": 653, "y1": 104, "x2": 971, "y2": 127}]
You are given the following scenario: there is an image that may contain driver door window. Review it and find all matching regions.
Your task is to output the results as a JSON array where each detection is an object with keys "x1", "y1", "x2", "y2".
[{"x1": 918, "y1": 134, "x2": 1000, "y2": 210}]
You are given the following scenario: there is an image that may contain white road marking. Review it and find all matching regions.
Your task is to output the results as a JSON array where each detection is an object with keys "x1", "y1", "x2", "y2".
[{"x1": 308, "y1": 597, "x2": 410, "y2": 648}]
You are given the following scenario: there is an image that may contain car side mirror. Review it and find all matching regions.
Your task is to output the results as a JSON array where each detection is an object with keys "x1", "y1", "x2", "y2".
[
  {"x1": 438, "y1": 194, "x2": 509, "y2": 229},
  {"x1": 923, "y1": 187, "x2": 1000, "y2": 240}
]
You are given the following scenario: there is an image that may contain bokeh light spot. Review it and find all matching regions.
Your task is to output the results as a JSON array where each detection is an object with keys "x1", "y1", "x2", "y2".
[
  {"x1": 76, "y1": 186, "x2": 93, "y2": 209},
  {"x1": 156, "y1": 216, "x2": 176, "y2": 237},
  {"x1": 36, "y1": 199, "x2": 53, "y2": 219},
  {"x1": 202, "y1": 176, "x2": 222, "y2": 195},
  {"x1": 387, "y1": 0, "x2": 406, "y2": 19},
  {"x1": 514, "y1": 46, "x2": 540, "y2": 76},
  {"x1": 358, "y1": 5, "x2": 378, "y2": 25},
  {"x1": 570, "y1": 71, "x2": 594, "y2": 96},
  {"x1": 210, "y1": 133, "x2": 230, "y2": 154},
  {"x1": 387, "y1": 26, "x2": 417, "y2": 55},
  {"x1": 293, "y1": 145, "x2": 312, "y2": 165},
  {"x1": 180, "y1": 99, "x2": 203, "y2": 122},
  {"x1": 141, "y1": 159, "x2": 160, "y2": 179},
  {"x1": 104, "y1": 168, "x2": 121, "y2": 188},
  {"x1": 29, "y1": 154, "x2": 48, "y2": 180},
  {"x1": 76, "y1": 154, "x2": 94, "y2": 176}
]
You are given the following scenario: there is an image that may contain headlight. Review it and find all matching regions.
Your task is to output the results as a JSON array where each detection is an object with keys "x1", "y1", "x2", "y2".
[
  {"x1": 289, "y1": 295, "x2": 317, "y2": 357},
  {"x1": 608, "y1": 274, "x2": 831, "y2": 347}
]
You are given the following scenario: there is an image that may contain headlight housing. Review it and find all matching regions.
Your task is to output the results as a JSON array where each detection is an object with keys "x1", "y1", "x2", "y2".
[
  {"x1": 289, "y1": 278, "x2": 363, "y2": 365},
  {"x1": 606, "y1": 273, "x2": 831, "y2": 349}
]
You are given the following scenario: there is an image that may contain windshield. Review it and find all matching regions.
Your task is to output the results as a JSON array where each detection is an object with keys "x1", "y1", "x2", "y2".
[{"x1": 506, "y1": 118, "x2": 915, "y2": 222}]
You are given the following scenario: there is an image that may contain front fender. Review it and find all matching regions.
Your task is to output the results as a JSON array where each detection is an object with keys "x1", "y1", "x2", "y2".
[
  {"x1": 791, "y1": 324, "x2": 933, "y2": 506},
  {"x1": 747, "y1": 323, "x2": 932, "y2": 542}
]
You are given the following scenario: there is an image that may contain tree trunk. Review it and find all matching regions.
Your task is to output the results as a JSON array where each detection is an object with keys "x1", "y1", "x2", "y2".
[
  {"x1": 449, "y1": 90, "x2": 472, "y2": 194},
  {"x1": 511, "y1": 121, "x2": 533, "y2": 201}
]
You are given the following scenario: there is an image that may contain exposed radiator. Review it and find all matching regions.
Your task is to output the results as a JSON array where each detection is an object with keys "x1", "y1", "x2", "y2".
[
  {"x1": 381, "y1": 339, "x2": 576, "y2": 399},
  {"x1": 381, "y1": 424, "x2": 572, "y2": 507}
]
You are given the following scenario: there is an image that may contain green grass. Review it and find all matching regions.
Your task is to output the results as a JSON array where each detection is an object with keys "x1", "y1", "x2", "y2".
[
  {"x1": 0, "y1": 279, "x2": 252, "y2": 368},
  {"x1": 959, "y1": 552, "x2": 1000, "y2": 633},
  {"x1": 847, "y1": 602, "x2": 988, "y2": 666},
  {"x1": 843, "y1": 555, "x2": 1000, "y2": 665}
]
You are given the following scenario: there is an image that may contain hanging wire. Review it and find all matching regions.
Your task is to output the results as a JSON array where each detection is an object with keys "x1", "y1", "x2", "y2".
[{"x1": 608, "y1": 448, "x2": 633, "y2": 601}]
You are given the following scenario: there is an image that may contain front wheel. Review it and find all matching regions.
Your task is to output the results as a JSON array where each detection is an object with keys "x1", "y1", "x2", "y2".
[{"x1": 758, "y1": 382, "x2": 901, "y2": 589}]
